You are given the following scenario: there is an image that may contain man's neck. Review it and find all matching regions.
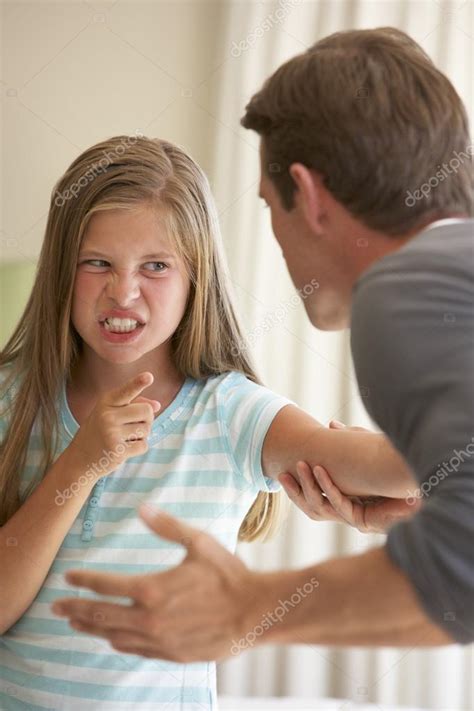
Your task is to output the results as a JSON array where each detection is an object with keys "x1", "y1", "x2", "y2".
[{"x1": 346, "y1": 212, "x2": 470, "y2": 283}]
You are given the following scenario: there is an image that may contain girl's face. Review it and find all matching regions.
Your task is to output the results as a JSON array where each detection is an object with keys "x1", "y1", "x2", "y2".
[{"x1": 71, "y1": 204, "x2": 190, "y2": 366}]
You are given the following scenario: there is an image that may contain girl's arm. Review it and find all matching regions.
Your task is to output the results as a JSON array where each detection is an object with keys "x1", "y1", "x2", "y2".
[
  {"x1": 0, "y1": 446, "x2": 97, "y2": 634},
  {"x1": 0, "y1": 372, "x2": 159, "y2": 634},
  {"x1": 262, "y1": 405, "x2": 415, "y2": 499}
]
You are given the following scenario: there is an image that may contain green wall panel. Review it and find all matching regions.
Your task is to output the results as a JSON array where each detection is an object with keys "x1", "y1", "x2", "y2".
[{"x1": 0, "y1": 261, "x2": 37, "y2": 349}]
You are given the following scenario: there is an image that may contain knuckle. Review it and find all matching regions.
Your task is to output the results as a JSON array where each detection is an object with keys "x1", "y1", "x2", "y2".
[
  {"x1": 192, "y1": 529, "x2": 212, "y2": 553},
  {"x1": 148, "y1": 615, "x2": 162, "y2": 637},
  {"x1": 156, "y1": 634, "x2": 182, "y2": 660},
  {"x1": 136, "y1": 609, "x2": 154, "y2": 630},
  {"x1": 130, "y1": 438, "x2": 148, "y2": 455},
  {"x1": 109, "y1": 632, "x2": 126, "y2": 649},
  {"x1": 140, "y1": 423, "x2": 151, "y2": 437},
  {"x1": 142, "y1": 403, "x2": 154, "y2": 421},
  {"x1": 139, "y1": 439, "x2": 149, "y2": 453},
  {"x1": 134, "y1": 580, "x2": 154, "y2": 606},
  {"x1": 105, "y1": 429, "x2": 120, "y2": 450},
  {"x1": 99, "y1": 409, "x2": 112, "y2": 428}
]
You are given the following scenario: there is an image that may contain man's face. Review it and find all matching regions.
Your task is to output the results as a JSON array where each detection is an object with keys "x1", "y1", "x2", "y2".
[{"x1": 259, "y1": 149, "x2": 352, "y2": 331}]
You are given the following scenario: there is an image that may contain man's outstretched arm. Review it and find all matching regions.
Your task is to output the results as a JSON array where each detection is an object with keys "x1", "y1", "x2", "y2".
[
  {"x1": 51, "y1": 505, "x2": 454, "y2": 662},
  {"x1": 253, "y1": 545, "x2": 453, "y2": 648}
]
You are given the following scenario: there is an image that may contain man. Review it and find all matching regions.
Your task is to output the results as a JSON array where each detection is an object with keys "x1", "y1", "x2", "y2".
[{"x1": 52, "y1": 27, "x2": 473, "y2": 657}]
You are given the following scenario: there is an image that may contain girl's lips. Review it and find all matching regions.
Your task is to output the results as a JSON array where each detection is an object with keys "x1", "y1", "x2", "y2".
[
  {"x1": 98, "y1": 321, "x2": 145, "y2": 344},
  {"x1": 99, "y1": 311, "x2": 146, "y2": 324}
]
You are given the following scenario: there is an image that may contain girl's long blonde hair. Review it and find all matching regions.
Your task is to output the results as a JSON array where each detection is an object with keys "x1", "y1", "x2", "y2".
[{"x1": 0, "y1": 135, "x2": 283, "y2": 540}]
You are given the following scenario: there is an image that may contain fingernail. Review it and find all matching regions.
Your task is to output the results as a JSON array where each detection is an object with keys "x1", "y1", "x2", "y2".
[{"x1": 330, "y1": 420, "x2": 346, "y2": 428}]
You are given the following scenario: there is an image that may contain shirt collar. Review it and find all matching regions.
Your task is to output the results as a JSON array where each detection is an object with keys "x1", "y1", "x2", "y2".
[{"x1": 421, "y1": 217, "x2": 470, "y2": 233}]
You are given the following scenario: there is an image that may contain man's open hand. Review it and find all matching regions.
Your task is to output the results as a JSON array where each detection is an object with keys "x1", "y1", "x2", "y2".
[{"x1": 51, "y1": 505, "x2": 265, "y2": 662}]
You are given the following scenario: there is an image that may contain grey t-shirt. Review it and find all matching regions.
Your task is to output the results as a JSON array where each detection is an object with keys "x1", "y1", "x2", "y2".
[{"x1": 350, "y1": 219, "x2": 474, "y2": 644}]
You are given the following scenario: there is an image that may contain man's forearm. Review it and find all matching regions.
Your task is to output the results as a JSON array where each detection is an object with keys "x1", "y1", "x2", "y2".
[{"x1": 243, "y1": 546, "x2": 454, "y2": 648}]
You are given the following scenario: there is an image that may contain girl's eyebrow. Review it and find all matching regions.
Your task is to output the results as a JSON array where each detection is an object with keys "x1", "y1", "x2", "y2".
[{"x1": 79, "y1": 250, "x2": 175, "y2": 260}]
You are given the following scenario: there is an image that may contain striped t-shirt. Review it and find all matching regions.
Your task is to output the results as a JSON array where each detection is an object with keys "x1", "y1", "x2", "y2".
[{"x1": 0, "y1": 368, "x2": 291, "y2": 710}]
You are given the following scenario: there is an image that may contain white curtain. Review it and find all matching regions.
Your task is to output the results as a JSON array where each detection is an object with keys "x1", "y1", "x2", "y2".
[
  {"x1": 208, "y1": 2, "x2": 473, "y2": 708},
  {"x1": 1, "y1": 1, "x2": 472, "y2": 708}
]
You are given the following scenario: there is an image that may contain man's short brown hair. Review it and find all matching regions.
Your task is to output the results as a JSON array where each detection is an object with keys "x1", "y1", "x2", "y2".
[{"x1": 241, "y1": 27, "x2": 473, "y2": 235}]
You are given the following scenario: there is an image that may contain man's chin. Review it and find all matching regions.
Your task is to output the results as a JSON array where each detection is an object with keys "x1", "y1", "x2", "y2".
[{"x1": 305, "y1": 301, "x2": 349, "y2": 331}]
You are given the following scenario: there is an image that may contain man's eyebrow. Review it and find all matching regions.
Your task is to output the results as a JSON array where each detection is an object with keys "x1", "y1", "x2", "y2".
[{"x1": 79, "y1": 250, "x2": 175, "y2": 259}]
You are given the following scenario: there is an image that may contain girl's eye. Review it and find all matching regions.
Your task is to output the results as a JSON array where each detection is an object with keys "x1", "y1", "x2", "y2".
[
  {"x1": 82, "y1": 259, "x2": 108, "y2": 267},
  {"x1": 144, "y1": 262, "x2": 167, "y2": 272},
  {"x1": 81, "y1": 260, "x2": 167, "y2": 272}
]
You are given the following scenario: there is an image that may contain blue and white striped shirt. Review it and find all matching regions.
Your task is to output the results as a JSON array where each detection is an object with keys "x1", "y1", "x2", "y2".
[{"x1": 0, "y1": 369, "x2": 291, "y2": 710}]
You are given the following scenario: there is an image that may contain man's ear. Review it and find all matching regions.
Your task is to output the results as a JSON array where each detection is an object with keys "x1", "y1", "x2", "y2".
[{"x1": 289, "y1": 163, "x2": 324, "y2": 234}]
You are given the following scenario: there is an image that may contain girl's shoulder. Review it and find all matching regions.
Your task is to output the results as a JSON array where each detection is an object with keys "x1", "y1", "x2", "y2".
[
  {"x1": 196, "y1": 370, "x2": 286, "y2": 410},
  {"x1": 208, "y1": 370, "x2": 251, "y2": 386},
  {"x1": 197, "y1": 370, "x2": 257, "y2": 398},
  {"x1": 188, "y1": 371, "x2": 255, "y2": 410}
]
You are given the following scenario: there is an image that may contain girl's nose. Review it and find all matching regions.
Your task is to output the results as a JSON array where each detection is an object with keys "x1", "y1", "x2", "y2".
[{"x1": 105, "y1": 269, "x2": 141, "y2": 304}]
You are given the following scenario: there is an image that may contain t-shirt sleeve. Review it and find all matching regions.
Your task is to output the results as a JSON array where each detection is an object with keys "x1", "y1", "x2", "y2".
[
  {"x1": 217, "y1": 372, "x2": 293, "y2": 492},
  {"x1": 350, "y1": 236, "x2": 474, "y2": 644}
]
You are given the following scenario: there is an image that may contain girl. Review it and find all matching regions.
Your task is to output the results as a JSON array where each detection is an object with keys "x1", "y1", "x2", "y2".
[{"x1": 0, "y1": 136, "x2": 413, "y2": 710}]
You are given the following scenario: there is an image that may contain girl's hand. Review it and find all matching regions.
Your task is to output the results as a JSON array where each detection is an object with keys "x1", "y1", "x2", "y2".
[
  {"x1": 68, "y1": 371, "x2": 161, "y2": 479},
  {"x1": 279, "y1": 420, "x2": 421, "y2": 533}
]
